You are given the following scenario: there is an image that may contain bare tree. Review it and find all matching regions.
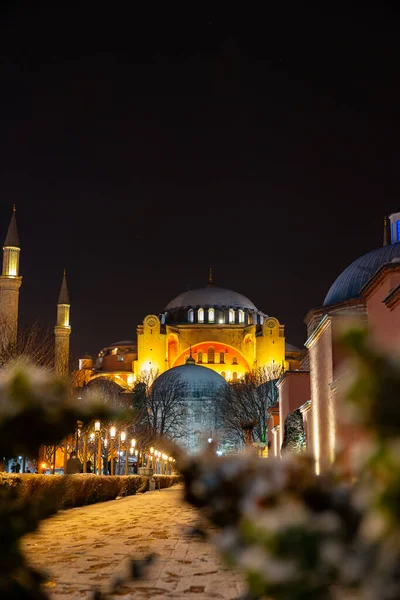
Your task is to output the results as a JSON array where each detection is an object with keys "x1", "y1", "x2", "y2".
[
  {"x1": 217, "y1": 364, "x2": 283, "y2": 450},
  {"x1": 131, "y1": 369, "x2": 189, "y2": 450},
  {"x1": 0, "y1": 319, "x2": 54, "y2": 369}
]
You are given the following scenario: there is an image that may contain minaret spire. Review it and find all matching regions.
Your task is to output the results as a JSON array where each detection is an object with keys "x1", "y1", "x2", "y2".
[
  {"x1": 0, "y1": 206, "x2": 22, "y2": 348},
  {"x1": 54, "y1": 269, "x2": 71, "y2": 379},
  {"x1": 383, "y1": 215, "x2": 390, "y2": 246},
  {"x1": 58, "y1": 268, "x2": 69, "y2": 304},
  {"x1": 208, "y1": 267, "x2": 213, "y2": 286},
  {"x1": 4, "y1": 204, "x2": 19, "y2": 249}
]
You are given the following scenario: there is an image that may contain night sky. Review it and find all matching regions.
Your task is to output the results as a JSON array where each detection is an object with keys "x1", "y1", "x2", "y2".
[{"x1": 1, "y1": 4, "x2": 400, "y2": 365}]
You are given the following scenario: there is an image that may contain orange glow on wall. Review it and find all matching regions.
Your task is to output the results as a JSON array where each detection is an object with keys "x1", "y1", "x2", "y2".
[
  {"x1": 172, "y1": 341, "x2": 251, "y2": 378},
  {"x1": 167, "y1": 334, "x2": 179, "y2": 368}
]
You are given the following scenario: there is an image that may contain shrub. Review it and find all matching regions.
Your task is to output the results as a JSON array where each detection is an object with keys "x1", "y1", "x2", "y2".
[{"x1": 1, "y1": 473, "x2": 182, "y2": 511}]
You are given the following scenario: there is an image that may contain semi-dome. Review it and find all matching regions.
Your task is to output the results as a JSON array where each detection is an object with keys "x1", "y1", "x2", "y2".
[
  {"x1": 152, "y1": 364, "x2": 227, "y2": 398},
  {"x1": 324, "y1": 242, "x2": 400, "y2": 307},
  {"x1": 165, "y1": 286, "x2": 258, "y2": 311}
]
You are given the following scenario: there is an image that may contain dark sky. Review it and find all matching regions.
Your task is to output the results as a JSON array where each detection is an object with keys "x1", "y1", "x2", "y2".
[{"x1": 1, "y1": 4, "x2": 400, "y2": 365}]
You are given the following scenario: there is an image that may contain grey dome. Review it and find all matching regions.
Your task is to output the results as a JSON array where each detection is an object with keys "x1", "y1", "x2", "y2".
[
  {"x1": 165, "y1": 286, "x2": 258, "y2": 311},
  {"x1": 153, "y1": 364, "x2": 227, "y2": 398},
  {"x1": 324, "y1": 242, "x2": 400, "y2": 306}
]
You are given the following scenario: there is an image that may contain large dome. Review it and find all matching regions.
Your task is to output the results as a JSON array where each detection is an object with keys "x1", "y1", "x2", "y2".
[
  {"x1": 165, "y1": 286, "x2": 258, "y2": 311},
  {"x1": 324, "y1": 242, "x2": 400, "y2": 306},
  {"x1": 152, "y1": 364, "x2": 227, "y2": 398}
]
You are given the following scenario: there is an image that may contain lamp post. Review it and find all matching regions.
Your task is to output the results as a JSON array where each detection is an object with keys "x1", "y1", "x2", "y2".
[
  {"x1": 154, "y1": 450, "x2": 159, "y2": 474},
  {"x1": 149, "y1": 446, "x2": 154, "y2": 469},
  {"x1": 110, "y1": 426, "x2": 116, "y2": 475},
  {"x1": 127, "y1": 438, "x2": 135, "y2": 476},
  {"x1": 83, "y1": 430, "x2": 88, "y2": 473},
  {"x1": 95, "y1": 421, "x2": 101, "y2": 475},
  {"x1": 119, "y1": 431, "x2": 126, "y2": 476}
]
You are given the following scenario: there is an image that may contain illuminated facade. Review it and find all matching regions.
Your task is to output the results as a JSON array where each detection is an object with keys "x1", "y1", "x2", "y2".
[
  {"x1": 76, "y1": 272, "x2": 301, "y2": 391},
  {"x1": 270, "y1": 212, "x2": 400, "y2": 475}
]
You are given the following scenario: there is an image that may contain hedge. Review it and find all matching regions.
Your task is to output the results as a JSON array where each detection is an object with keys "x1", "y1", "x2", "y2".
[{"x1": 0, "y1": 473, "x2": 182, "y2": 511}]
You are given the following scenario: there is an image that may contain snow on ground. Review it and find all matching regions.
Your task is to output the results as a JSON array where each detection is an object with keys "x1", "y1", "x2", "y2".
[{"x1": 22, "y1": 484, "x2": 245, "y2": 599}]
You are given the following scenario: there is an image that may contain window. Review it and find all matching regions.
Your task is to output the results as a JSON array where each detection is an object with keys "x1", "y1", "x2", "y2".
[
  {"x1": 229, "y1": 309, "x2": 235, "y2": 323},
  {"x1": 208, "y1": 308, "x2": 215, "y2": 322},
  {"x1": 208, "y1": 347, "x2": 215, "y2": 363},
  {"x1": 198, "y1": 308, "x2": 204, "y2": 323},
  {"x1": 397, "y1": 220, "x2": 400, "y2": 243},
  {"x1": 218, "y1": 311, "x2": 225, "y2": 324},
  {"x1": 220, "y1": 352, "x2": 225, "y2": 364},
  {"x1": 221, "y1": 371, "x2": 226, "y2": 379},
  {"x1": 197, "y1": 351, "x2": 203, "y2": 364},
  {"x1": 232, "y1": 372, "x2": 238, "y2": 381},
  {"x1": 232, "y1": 356, "x2": 238, "y2": 365},
  {"x1": 188, "y1": 309, "x2": 194, "y2": 323},
  {"x1": 238, "y1": 310, "x2": 245, "y2": 324},
  {"x1": 117, "y1": 355, "x2": 124, "y2": 362}
]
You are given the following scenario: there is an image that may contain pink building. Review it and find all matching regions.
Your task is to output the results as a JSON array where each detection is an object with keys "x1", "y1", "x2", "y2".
[{"x1": 274, "y1": 212, "x2": 400, "y2": 474}]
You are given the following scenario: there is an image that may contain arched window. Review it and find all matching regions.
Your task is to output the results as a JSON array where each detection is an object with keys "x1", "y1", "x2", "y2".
[
  {"x1": 220, "y1": 352, "x2": 225, "y2": 364},
  {"x1": 232, "y1": 356, "x2": 238, "y2": 365},
  {"x1": 208, "y1": 308, "x2": 215, "y2": 323},
  {"x1": 188, "y1": 309, "x2": 194, "y2": 323},
  {"x1": 221, "y1": 371, "x2": 226, "y2": 380},
  {"x1": 208, "y1": 347, "x2": 215, "y2": 363},
  {"x1": 229, "y1": 309, "x2": 235, "y2": 323},
  {"x1": 198, "y1": 308, "x2": 204, "y2": 323},
  {"x1": 232, "y1": 372, "x2": 238, "y2": 381},
  {"x1": 238, "y1": 309, "x2": 245, "y2": 324},
  {"x1": 197, "y1": 351, "x2": 203, "y2": 364}
]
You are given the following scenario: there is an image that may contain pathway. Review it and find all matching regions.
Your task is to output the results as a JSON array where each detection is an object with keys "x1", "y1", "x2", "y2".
[{"x1": 22, "y1": 484, "x2": 245, "y2": 599}]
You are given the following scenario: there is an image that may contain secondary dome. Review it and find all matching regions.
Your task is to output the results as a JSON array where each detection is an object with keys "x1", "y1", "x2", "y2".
[
  {"x1": 152, "y1": 364, "x2": 227, "y2": 398},
  {"x1": 324, "y1": 242, "x2": 400, "y2": 306},
  {"x1": 165, "y1": 286, "x2": 258, "y2": 311}
]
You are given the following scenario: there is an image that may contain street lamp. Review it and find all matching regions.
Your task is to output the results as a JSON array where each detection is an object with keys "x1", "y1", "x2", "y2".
[
  {"x1": 150, "y1": 446, "x2": 154, "y2": 469},
  {"x1": 118, "y1": 431, "x2": 126, "y2": 476},
  {"x1": 125, "y1": 438, "x2": 136, "y2": 475},
  {"x1": 95, "y1": 421, "x2": 102, "y2": 475},
  {"x1": 110, "y1": 426, "x2": 116, "y2": 475}
]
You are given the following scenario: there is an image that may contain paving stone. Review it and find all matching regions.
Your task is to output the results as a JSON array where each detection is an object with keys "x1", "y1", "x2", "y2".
[{"x1": 22, "y1": 485, "x2": 245, "y2": 599}]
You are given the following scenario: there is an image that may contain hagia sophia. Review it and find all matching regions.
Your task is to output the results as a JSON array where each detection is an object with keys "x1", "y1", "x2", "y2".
[{"x1": 1, "y1": 206, "x2": 400, "y2": 469}]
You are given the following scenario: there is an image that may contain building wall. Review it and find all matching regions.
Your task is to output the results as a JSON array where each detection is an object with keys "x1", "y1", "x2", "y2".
[
  {"x1": 307, "y1": 318, "x2": 334, "y2": 474},
  {"x1": 365, "y1": 272, "x2": 400, "y2": 351},
  {"x1": 267, "y1": 408, "x2": 280, "y2": 456},
  {"x1": 135, "y1": 315, "x2": 167, "y2": 376},
  {"x1": 277, "y1": 371, "x2": 310, "y2": 450},
  {"x1": 134, "y1": 314, "x2": 287, "y2": 381}
]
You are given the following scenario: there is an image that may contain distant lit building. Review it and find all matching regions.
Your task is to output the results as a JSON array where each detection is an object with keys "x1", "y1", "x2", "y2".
[{"x1": 74, "y1": 269, "x2": 301, "y2": 394}]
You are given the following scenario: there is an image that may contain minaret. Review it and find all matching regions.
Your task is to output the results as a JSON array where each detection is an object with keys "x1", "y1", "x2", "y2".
[
  {"x1": 0, "y1": 205, "x2": 22, "y2": 349},
  {"x1": 54, "y1": 269, "x2": 71, "y2": 378},
  {"x1": 383, "y1": 215, "x2": 390, "y2": 246},
  {"x1": 208, "y1": 267, "x2": 213, "y2": 286}
]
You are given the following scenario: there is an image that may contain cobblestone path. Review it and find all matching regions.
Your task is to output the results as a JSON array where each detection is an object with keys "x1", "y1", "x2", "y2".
[{"x1": 22, "y1": 485, "x2": 245, "y2": 599}]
